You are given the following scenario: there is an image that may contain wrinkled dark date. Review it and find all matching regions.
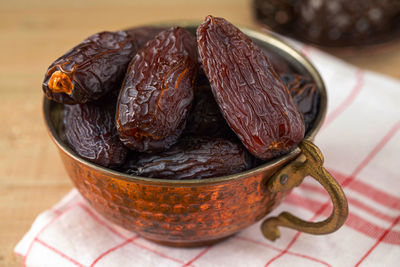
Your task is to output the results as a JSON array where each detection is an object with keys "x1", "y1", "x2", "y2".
[
  {"x1": 263, "y1": 49, "x2": 294, "y2": 75},
  {"x1": 184, "y1": 85, "x2": 237, "y2": 139},
  {"x1": 197, "y1": 16, "x2": 305, "y2": 160},
  {"x1": 121, "y1": 137, "x2": 253, "y2": 179},
  {"x1": 124, "y1": 26, "x2": 167, "y2": 49},
  {"x1": 281, "y1": 74, "x2": 320, "y2": 133},
  {"x1": 64, "y1": 97, "x2": 128, "y2": 168},
  {"x1": 43, "y1": 31, "x2": 137, "y2": 104},
  {"x1": 116, "y1": 27, "x2": 198, "y2": 153},
  {"x1": 254, "y1": 0, "x2": 400, "y2": 47}
]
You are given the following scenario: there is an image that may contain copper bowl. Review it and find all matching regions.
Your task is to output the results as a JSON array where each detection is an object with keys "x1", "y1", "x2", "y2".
[{"x1": 43, "y1": 23, "x2": 348, "y2": 247}]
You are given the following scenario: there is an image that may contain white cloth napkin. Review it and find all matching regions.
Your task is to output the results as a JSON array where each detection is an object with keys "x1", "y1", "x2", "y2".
[{"x1": 15, "y1": 44, "x2": 400, "y2": 267}]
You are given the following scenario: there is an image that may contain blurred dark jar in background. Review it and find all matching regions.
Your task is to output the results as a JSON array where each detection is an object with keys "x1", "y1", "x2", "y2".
[{"x1": 253, "y1": 0, "x2": 400, "y2": 48}]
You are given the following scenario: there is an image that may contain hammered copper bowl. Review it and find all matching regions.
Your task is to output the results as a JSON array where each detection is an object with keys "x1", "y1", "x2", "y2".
[{"x1": 43, "y1": 23, "x2": 348, "y2": 247}]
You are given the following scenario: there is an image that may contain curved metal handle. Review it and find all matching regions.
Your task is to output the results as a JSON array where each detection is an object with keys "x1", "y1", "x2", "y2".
[{"x1": 261, "y1": 140, "x2": 348, "y2": 241}]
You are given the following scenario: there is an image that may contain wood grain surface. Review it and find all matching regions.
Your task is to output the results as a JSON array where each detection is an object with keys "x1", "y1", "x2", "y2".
[{"x1": 1, "y1": 1, "x2": 399, "y2": 266}]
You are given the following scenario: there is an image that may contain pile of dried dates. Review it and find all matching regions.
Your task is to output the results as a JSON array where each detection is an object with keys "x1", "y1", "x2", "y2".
[
  {"x1": 253, "y1": 0, "x2": 400, "y2": 47},
  {"x1": 42, "y1": 16, "x2": 320, "y2": 180}
]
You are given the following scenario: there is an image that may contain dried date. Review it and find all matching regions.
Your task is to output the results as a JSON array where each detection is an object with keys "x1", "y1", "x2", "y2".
[
  {"x1": 116, "y1": 27, "x2": 198, "y2": 152},
  {"x1": 263, "y1": 49, "x2": 294, "y2": 75},
  {"x1": 197, "y1": 16, "x2": 304, "y2": 160},
  {"x1": 43, "y1": 31, "x2": 137, "y2": 104},
  {"x1": 124, "y1": 26, "x2": 167, "y2": 49},
  {"x1": 64, "y1": 97, "x2": 128, "y2": 168},
  {"x1": 121, "y1": 137, "x2": 253, "y2": 179},
  {"x1": 184, "y1": 85, "x2": 236, "y2": 139},
  {"x1": 281, "y1": 74, "x2": 320, "y2": 133}
]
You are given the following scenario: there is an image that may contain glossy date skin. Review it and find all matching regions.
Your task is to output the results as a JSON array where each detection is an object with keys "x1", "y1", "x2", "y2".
[
  {"x1": 116, "y1": 27, "x2": 198, "y2": 153},
  {"x1": 184, "y1": 85, "x2": 237, "y2": 139},
  {"x1": 281, "y1": 74, "x2": 320, "y2": 133},
  {"x1": 121, "y1": 137, "x2": 254, "y2": 180},
  {"x1": 124, "y1": 26, "x2": 167, "y2": 49},
  {"x1": 197, "y1": 16, "x2": 305, "y2": 160},
  {"x1": 64, "y1": 98, "x2": 128, "y2": 168},
  {"x1": 263, "y1": 49, "x2": 294, "y2": 75},
  {"x1": 43, "y1": 31, "x2": 137, "y2": 104}
]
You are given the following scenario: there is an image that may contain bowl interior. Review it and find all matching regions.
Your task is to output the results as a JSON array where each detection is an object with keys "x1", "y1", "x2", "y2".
[{"x1": 43, "y1": 23, "x2": 327, "y2": 185}]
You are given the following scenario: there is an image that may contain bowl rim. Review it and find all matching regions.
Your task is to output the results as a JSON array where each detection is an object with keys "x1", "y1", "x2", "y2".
[{"x1": 43, "y1": 22, "x2": 327, "y2": 186}]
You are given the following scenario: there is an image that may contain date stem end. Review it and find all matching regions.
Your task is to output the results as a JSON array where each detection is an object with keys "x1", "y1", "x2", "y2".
[{"x1": 48, "y1": 70, "x2": 74, "y2": 94}]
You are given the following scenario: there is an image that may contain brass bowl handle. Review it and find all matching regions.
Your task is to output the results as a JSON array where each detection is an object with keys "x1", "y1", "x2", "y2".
[{"x1": 261, "y1": 140, "x2": 349, "y2": 241}]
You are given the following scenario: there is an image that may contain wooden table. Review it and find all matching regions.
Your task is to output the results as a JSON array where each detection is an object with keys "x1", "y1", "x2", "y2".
[{"x1": 1, "y1": 1, "x2": 399, "y2": 265}]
